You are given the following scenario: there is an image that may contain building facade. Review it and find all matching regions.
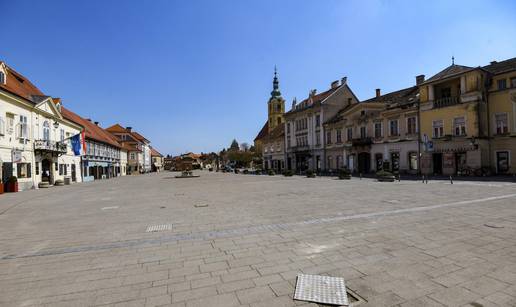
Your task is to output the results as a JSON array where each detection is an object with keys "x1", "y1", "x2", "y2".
[
  {"x1": 106, "y1": 124, "x2": 148, "y2": 175},
  {"x1": 284, "y1": 78, "x2": 359, "y2": 173},
  {"x1": 0, "y1": 62, "x2": 82, "y2": 190},
  {"x1": 62, "y1": 108, "x2": 123, "y2": 181}
]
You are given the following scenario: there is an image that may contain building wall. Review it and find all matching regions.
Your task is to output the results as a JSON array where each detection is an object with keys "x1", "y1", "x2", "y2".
[{"x1": 120, "y1": 150, "x2": 127, "y2": 176}]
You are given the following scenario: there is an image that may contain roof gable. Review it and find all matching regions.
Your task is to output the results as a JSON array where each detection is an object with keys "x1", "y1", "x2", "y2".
[
  {"x1": 424, "y1": 64, "x2": 475, "y2": 84},
  {"x1": 35, "y1": 98, "x2": 63, "y2": 119},
  {"x1": 254, "y1": 122, "x2": 269, "y2": 141}
]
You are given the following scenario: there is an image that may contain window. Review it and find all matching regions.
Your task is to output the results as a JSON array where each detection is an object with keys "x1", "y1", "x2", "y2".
[
  {"x1": 287, "y1": 136, "x2": 291, "y2": 148},
  {"x1": 327, "y1": 156, "x2": 333, "y2": 169},
  {"x1": 35, "y1": 162, "x2": 39, "y2": 175},
  {"x1": 60, "y1": 128, "x2": 65, "y2": 142},
  {"x1": 374, "y1": 122, "x2": 382, "y2": 138},
  {"x1": 409, "y1": 152, "x2": 418, "y2": 170},
  {"x1": 43, "y1": 121, "x2": 50, "y2": 141},
  {"x1": 497, "y1": 79, "x2": 507, "y2": 90},
  {"x1": 59, "y1": 164, "x2": 64, "y2": 175},
  {"x1": 130, "y1": 152, "x2": 136, "y2": 160},
  {"x1": 315, "y1": 115, "x2": 320, "y2": 127},
  {"x1": 511, "y1": 77, "x2": 516, "y2": 88},
  {"x1": 375, "y1": 153, "x2": 383, "y2": 171},
  {"x1": 441, "y1": 87, "x2": 451, "y2": 98},
  {"x1": 389, "y1": 120, "x2": 399, "y2": 136},
  {"x1": 391, "y1": 152, "x2": 400, "y2": 171},
  {"x1": 407, "y1": 117, "x2": 417, "y2": 135},
  {"x1": 18, "y1": 115, "x2": 28, "y2": 139},
  {"x1": 316, "y1": 133, "x2": 320, "y2": 146},
  {"x1": 336, "y1": 129, "x2": 342, "y2": 143},
  {"x1": 432, "y1": 120, "x2": 444, "y2": 138},
  {"x1": 0, "y1": 116, "x2": 5, "y2": 136},
  {"x1": 496, "y1": 151, "x2": 509, "y2": 173},
  {"x1": 453, "y1": 117, "x2": 466, "y2": 136},
  {"x1": 347, "y1": 127, "x2": 353, "y2": 141},
  {"x1": 6, "y1": 113, "x2": 14, "y2": 134},
  {"x1": 17, "y1": 163, "x2": 31, "y2": 178},
  {"x1": 287, "y1": 123, "x2": 290, "y2": 134},
  {"x1": 277, "y1": 117, "x2": 281, "y2": 125},
  {"x1": 360, "y1": 126, "x2": 366, "y2": 138},
  {"x1": 0, "y1": 71, "x2": 5, "y2": 84},
  {"x1": 495, "y1": 113, "x2": 508, "y2": 134},
  {"x1": 326, "y1": 131, "x2": 332, "y2": 144}
]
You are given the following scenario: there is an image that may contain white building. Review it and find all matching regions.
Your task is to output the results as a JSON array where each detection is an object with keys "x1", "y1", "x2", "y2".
[{"x1": 0, "y1": 62, "x2": 82, "y2": 190}]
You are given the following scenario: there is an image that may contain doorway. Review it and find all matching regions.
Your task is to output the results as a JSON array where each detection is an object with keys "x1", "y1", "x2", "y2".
[
  {"x1": 496, "y1": 151, "x2": 509, "y2": 173},
  {"x1": 71, "y1": 164, "x2": 76, "y2": 182},
  {"x1": 41, "y1": 159, "x2": 52, "y2": 183},
  {"x1": 357, "y1": 152, "x2": 371, "y2": 173},
  {"x1": 432, "y1": 153, "x2": 443, "y2": 174}
]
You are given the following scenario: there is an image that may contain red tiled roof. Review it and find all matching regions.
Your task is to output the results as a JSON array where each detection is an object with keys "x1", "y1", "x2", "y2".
[
  {"x1": 286, "y1": 86, "x2": 341, "y2": 114},
  {"x1": 151, "y1": 148, "x2": 162, "y2": 157},
  {"x1": 61, "y1": 107, "x2": 121, "y2": 148},
  {"x1": 0, "y1": 62, "x2": 46, "y2": 103},
  {"x1": 105, "y1": 124, "x2": 127, "y2": 133},
  {"x1": 254, "y1": 122, "x2": 269, "y2": 141},
  {"x1": 132, "y1": 131, "x2": 149, "y2": 143}
]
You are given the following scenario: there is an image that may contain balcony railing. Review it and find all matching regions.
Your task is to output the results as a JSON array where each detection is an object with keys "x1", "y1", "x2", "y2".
[
  {"x1": 34, "y1": 140, "x2": 68, "y2": 153},
  {"x1": 352, "y1": 137, "x2": 372, "y2": 146},
  {"x1": 290, "y1": 145, "x2": 310, "y2": 152},
  {"x1": 433, "y1": 96, "x2": 460, "y2": 108}
]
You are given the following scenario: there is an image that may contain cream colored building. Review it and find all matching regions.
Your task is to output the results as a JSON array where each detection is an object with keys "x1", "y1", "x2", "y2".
[{"x1": 0, "y1": 62, "x2": 82, "y2": 190}]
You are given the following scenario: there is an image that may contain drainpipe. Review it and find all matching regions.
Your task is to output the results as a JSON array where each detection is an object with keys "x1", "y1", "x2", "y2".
[{"x1": 484, "y1": 74, "x2": 492, "y2": 172}]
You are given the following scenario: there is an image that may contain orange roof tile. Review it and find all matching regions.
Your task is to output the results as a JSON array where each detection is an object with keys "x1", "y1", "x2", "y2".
[{"x1": 0, "y1": 62, "x2": 46, "y2": 103}]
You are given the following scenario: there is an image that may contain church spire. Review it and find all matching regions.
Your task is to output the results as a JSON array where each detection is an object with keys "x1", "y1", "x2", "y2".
[{"x1": 271, "y1": 66, "x2": 281, "y2": 98}]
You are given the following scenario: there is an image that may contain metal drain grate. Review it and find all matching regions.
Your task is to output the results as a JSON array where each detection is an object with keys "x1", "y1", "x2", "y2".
[
  {"x1": 146, "y1": 224, "x2": 173, "y2": 232},
  {"x1": 294, "y1": 274, "x2": 349, "y2": 306}
]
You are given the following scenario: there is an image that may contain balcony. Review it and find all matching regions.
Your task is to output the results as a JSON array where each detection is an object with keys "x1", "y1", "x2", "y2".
[
  {"x1": 290, "y1": 145, "x2": 309, "y2": 152},
  {"x1": 352, "y1": 137, "x2": 372, "y2": 147},
  {"x1": 34, "y1": 140, "x2": 68, "y2": 154},
  {"x1": 433, "y1": 96, "x2": 460, "y2": 109}
]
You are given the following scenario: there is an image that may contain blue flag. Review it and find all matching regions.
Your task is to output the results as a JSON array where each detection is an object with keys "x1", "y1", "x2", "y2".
[{"x1": 71, "y1": 134, "x2": 82, "y2": 156}]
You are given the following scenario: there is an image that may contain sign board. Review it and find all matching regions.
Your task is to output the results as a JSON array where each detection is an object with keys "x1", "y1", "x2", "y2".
[{"x1": 12, "y1": 150, "x2": 22, "y2": 163}]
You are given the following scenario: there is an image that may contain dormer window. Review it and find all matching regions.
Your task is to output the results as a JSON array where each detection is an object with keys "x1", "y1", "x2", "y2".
[{"x1": 0, "y1": 71, "x2": 5, "y2": 85}]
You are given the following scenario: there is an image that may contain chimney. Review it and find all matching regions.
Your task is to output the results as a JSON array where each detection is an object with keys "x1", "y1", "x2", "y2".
[
  {"x1": 86, "y1": 118, "x2": 92, "y2": 122},
  {"x1": 126, "y1": 126, "x2": 132, "y2": 132},
  {"x1": 331, "y1": 80, "x2": 339, "y2": 89},
  {"x1": 376, "y1": 88, "x2": 381, "y2": 98},
  {"x1": 490, "y1": 60, "x2": 498, "y2": 65},
  {"x1": 416, "y1": 74, "x2": 425, "y2": 85},
  {"x1": 94, "y1": 121, "x2": 99, "y2": 126},
  {"x1": 341, "y1": 77, "x2": 347, "y2": 85}
]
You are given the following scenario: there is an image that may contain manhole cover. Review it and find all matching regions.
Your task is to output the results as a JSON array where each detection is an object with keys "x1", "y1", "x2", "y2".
[
  {"x1": 146, "y1": 224, "x2": 173, "y2": 232},
  {"x1": 294, "y1": 274, "x2": 348, "y2": 306}
]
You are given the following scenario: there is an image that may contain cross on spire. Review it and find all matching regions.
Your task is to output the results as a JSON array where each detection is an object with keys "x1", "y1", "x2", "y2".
[{"x1": 452, "y1": 56, "x2": 455, "y2": 65}]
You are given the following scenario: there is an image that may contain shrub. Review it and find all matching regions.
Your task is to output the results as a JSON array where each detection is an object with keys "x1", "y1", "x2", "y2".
[
  {"x1": 306, "y1": 170, "x2": 316, "y2": 178},
  {"x1": 338, "y1": 168, "x2": 352, "y2": 179},
  {"x1": 7, "y1": 176, "x2": 17, "y2": 183},
  {"x1": 376, "y1": 170, "x2": 395, "y2": 182},
  {"x1": 243, "y1": 169, "x2": 249, "y2": 174},
  {"x1": 283, "y1": 170, "x2": 293, "y2": 177},
  {"x1": 268, "y1": 169, "x2": 275, "y2": 176}
]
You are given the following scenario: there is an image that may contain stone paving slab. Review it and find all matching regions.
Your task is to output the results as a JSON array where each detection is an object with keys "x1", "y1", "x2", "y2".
[{"x1": 1, "y1": 172, "x2": 516, "y2": 306}]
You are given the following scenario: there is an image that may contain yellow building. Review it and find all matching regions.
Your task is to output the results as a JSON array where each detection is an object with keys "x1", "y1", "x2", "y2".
[
  {"x1": 419, "y1": 57, "x2": 516, "y2": 175},
  {"x1": 484, "y1": 58, "x2": 516, "y2": 174}
]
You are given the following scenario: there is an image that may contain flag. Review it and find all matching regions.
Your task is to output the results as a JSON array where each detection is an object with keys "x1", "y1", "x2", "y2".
[
  {"x1": 81, "y1": 130, "x2": 86, "y2": 153},
  {"x1": 71, "y1": 134, "x2": 82, "y2": 156}
]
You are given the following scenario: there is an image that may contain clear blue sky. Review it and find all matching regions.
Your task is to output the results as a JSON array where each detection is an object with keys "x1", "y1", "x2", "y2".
[{"x1": 2, "y1": 0, "x2": 515, "y2": 155}]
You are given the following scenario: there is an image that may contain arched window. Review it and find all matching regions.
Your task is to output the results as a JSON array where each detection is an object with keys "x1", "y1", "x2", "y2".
[{"x1": 43, "y1": 120, "x2": 50, "y2": 141}]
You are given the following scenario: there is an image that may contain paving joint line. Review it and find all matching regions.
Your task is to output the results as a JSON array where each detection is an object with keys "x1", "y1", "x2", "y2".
[{"x1": 2, "y1": 193, "x2": 515, "y2": 260}]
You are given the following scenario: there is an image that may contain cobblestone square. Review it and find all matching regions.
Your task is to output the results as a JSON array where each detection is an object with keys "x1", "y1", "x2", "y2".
[{"x1": 1, "y1": 172, "x2": 516, "y2": 306}]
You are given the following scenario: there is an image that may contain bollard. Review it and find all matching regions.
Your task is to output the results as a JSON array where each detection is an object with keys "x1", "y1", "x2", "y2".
[
  {"x1": 425, "y1": 176, "x2": 428, "y2": 184},
  {"x1": 360, "y1": 173, "x2": 362, "y2": 180},
  {"x1": 450, "y1": 175, "x2": 453, "y2": 184},
  {"x1": 422, "y1": 175, "x2": 425, "y2": 183},
  {"x1": 398, "y1": 174, "x2": 401, "y2": 182}
]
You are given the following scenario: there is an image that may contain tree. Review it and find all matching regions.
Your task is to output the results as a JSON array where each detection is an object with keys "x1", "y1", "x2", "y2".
[{"x1": 229, "y1": 139, "x2": 239, "y2": 151}]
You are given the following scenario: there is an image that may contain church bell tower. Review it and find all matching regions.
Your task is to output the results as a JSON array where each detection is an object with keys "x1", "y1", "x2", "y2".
[{"x1": 267, "y1": 67, "x2": 285, "y2": 133}]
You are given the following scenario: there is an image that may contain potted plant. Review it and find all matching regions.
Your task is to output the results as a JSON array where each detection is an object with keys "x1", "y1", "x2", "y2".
[
  {"x1": 6, "y1": 176, "x2": 18, "y2": 192},
  {"x1": 338, "y1": 168, "x2": 352, "y2": 180},
  {"x1": 306, "y1": 170, "x2": 316, "y2": 178},
  {"x1": 376, "y1": 170, "x2": 395, "y2": 182},
  {"x1": 283, "y1": 170, "x2": 293, "y2": 177},
  {"x1": 268, "y1": 169, "x2": 275, "y2": 176}
]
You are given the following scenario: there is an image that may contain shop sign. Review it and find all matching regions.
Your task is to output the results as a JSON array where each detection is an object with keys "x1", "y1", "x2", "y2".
[{"x1": 12, "y1": 150, "x2": 22, "y2": 163}]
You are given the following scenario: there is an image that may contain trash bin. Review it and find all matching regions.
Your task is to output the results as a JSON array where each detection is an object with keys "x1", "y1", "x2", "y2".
[{"x1": 64, "y1": 177, "x2": 71, "y2": 185}]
